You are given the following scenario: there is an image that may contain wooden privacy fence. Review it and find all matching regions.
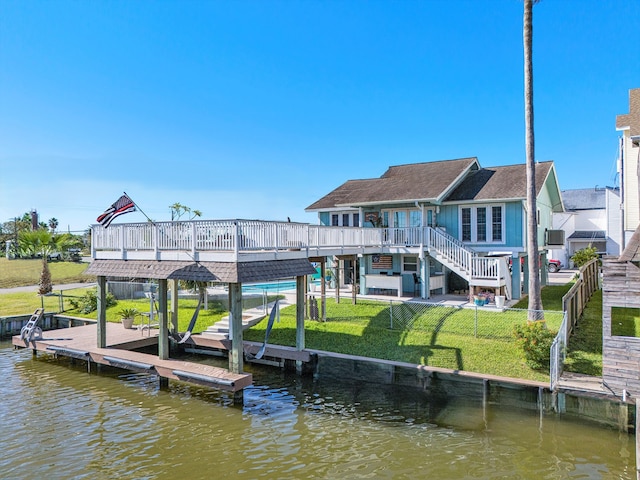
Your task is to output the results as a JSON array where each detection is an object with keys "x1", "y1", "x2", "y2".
[{"x1": 562, "y1": 259, "x2": 600, "y2": 332}]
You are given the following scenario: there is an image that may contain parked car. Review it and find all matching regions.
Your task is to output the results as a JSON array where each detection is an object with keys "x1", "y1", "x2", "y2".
[{"x1": 547, "y1": 259, "x2": 562, "y2": 273}]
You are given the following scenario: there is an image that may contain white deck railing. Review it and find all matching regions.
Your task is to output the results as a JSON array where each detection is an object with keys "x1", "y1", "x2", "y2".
[{"x1": 92, "y1": 220, "x2": 506, "y2": 285}]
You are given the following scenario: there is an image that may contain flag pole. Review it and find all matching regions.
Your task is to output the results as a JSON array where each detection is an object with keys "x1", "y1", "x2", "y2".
[{"x1": 124, "y1": 191, "x2": 154, "y2": 224}]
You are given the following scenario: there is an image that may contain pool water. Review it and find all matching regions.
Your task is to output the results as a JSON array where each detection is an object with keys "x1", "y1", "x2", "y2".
[{"x1": 242, "y1": 280, "x2": 297, "y2": 293}]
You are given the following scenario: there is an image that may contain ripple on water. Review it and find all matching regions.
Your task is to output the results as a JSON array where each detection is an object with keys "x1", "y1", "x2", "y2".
[{"x1": 0, "y1": 342, "x2": 634, "y2": 480}]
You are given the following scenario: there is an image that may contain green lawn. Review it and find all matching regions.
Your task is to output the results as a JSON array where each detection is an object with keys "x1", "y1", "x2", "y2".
[
  {"x1": 0, "y1": 286, "x2": 283, "y2": 335},
  {"x1": 563, "y1": 289, "x2": 603, "y2": 376},
  {"x1": 244, "y1": 297, "x2": 560, "y2": 382},
  {"x1": 0, "y1": 257, "x2": 93, "y2": 288},
  {"x1": 0, "y1": 268, "x2": 595, "y2": 383}
]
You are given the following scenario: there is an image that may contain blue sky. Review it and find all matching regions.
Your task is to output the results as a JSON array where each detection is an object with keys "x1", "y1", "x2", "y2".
[{"x1": 1, "y1": 0, "x2": 638, "y2": 233}]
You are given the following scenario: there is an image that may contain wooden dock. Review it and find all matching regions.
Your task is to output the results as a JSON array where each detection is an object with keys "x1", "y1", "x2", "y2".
[{"x1": 12, "y1": 324, "x2": 252, "y2": 392}]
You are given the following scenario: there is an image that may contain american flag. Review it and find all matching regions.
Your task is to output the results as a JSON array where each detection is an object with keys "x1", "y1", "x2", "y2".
[{"x1": 97, "y1": 194, "x2": 136, "y2": 227}]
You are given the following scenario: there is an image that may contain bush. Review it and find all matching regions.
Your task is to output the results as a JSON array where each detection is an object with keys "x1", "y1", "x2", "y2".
[
  {"x1": 69, "y1": 289, "x2": 117, "y2": 314},
  {"x1": 570, "y1": 246, "x2": 599, "y2": 268},
  {"x1": 513, "y1": 321, "x2": 556, "y2": 370}
]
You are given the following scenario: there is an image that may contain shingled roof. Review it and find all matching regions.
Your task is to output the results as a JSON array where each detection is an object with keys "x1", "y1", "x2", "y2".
[
  {"x1": 616, "y1": 88, "x2": 640, "y2": 137},
  {"x1": 85, "y1": 259, "x2": 316, "y2": 283},
  {"x1": 306, "y1": 157, "x2": 479, "y2": 210},
  {"x1": 444, "y1": 161, "x2": 556, "y2": 202},
  {"x1": 561, "y1": 188, "x2": 606, "y2": 211}
]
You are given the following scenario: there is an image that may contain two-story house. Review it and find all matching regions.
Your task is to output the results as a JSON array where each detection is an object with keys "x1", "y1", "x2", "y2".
[
  {"x1": 616, "y1": 88, "x2": 640, "y2": 249},
  {"x1": 550, "y1": 187, "x2": 621, "y2": 267},
  {"x1": 306, "y1": 157, "x2": 564, "y2": 301}
]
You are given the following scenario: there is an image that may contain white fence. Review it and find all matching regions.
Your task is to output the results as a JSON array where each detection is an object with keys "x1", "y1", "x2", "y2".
[{"x1": 92, "y1": 220, "x2": 505, "y2": 286}]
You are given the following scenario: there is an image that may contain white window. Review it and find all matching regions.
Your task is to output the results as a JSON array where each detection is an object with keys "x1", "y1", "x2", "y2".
[
  {"x1": 459, "y1": 205, "x2": 505, "y2": 244},
  {"x1": 381, "y1": 208, "x2": 422, "y2": 227},
  {"x1": 402, "y1": 255, "x2": 418, "y2": 272}
]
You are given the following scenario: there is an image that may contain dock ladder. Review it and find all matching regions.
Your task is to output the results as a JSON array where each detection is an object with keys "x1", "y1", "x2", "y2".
[{"x1": 20, "y1": 308, "x2": 45, "y2": 346}]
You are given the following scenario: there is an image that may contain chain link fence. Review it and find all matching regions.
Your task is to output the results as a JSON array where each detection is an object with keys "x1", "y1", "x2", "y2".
[
  {"x1": 105, "y1": 280, "x2": 282, "y2": 313},
  {"x1": 391, "y1": 301, "x2": 564, "y2": 340},
  {"x1": 315, "y1": 297, "x2": 564, "y2": 341}
]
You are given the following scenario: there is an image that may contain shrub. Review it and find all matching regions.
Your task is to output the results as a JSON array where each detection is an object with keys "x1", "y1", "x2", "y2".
[
  {"x1": 117, "y1": 307, "x2": 140, "y2": 318},
  {"x1": 570, "y1": 246, "x2": 599, "y2": 268},
  {"x1": 69, "y1": 289, "x2": 117, "y2": 314},
  {"x1": 513, "y1": 321, "x2": 556, "y2": 370}
]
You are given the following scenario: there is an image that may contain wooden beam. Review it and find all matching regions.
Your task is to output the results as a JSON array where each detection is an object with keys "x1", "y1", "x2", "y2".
[
  {"x1": 228, "y1": 282, "x2": 243, "y2": 373},
  {"x1": 169, "y1": 279, "x2": 179, "y2": 334},
  {"x1": 158, "y1": 279, "x2": 169, "y2": 360},
  {"x1": 96, "y1": 276, "x2": 107, "y2": 348},
  {"x1": 320, "y1": 259, "x2": 326, "y2": 322},
  {"x1": 296, "y1": 275, "x2": 305, "y2": 351}
]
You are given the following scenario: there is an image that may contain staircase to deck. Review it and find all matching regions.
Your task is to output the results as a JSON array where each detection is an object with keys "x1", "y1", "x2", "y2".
[{"x1": 426, "y1": 228, "x2": 512, "y2": 299}]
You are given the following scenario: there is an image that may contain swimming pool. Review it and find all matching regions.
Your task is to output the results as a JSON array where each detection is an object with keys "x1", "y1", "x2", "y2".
[{"x1": 242, "y1": 280, "x2": 297, "y2": 293}]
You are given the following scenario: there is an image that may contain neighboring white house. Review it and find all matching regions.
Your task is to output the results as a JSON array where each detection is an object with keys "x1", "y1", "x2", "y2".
[
  {"x1": 550, "y1": 187, "x2": 621, "y2": 267},
  {"x1": 616, "y1": 88, "x2": 640, "y2": 249}
]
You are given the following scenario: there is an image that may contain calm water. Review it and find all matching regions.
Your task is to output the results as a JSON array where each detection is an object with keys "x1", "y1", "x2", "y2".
[{"x1": 0, "y1": 340, "x2": 634, "y2": 479}]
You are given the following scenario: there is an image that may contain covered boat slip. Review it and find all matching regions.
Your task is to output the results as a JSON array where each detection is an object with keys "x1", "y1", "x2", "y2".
[
  {"x1": 70, "y1": 255, "x2": 315, "y2": 393},
  {"x1": 11, "y1": 323, "x2": 251, "y2": 392}
]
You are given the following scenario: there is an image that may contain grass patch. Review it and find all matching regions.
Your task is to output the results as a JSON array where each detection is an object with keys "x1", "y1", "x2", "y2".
[
  {"x1": 245, "y1": 299, "x2": 550, "y2": 382},
  {"x1": 0, "y1": 286, "x2": 283, "y2": 336},
  {"x1": 0, "y1": 258, "x2": 93, "y2": 288},
  {"x1": 563, "y1": 289, "x2": 603, "y2": 376},
  {"x1": 511, "y1": 283, "x2": 574, "y2": 311}
]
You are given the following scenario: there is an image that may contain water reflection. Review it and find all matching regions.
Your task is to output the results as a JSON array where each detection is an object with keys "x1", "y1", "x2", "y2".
[{"x1": 0, "y1": 342, "x2": 634, "y2": 479}]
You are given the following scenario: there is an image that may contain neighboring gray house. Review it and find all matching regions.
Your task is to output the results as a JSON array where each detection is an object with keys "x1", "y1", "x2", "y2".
[{"x1": 550, "y1": 187, "x2": 621, "y2": 267}]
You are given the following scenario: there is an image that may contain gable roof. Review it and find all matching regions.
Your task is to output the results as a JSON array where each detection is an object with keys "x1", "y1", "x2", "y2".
[
  {"x1": 561, "y1": 188, "x2": 606, "y2": 211},
  {"x1": 306, "y1": 157, "x2": 479, "y2": 211},
  {"x1": 444, "y1": 161, "x2": 559, "y2": 205},
  {"x1": 85, "y1": 259, "x2": 316, "y2": 283},
  {"x1": 616, "y1": 88, "x2": 640, "y2": 137}
]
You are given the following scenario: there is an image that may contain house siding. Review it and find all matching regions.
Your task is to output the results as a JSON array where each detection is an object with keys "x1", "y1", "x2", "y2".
[
  {"x1": 437, "y1": 201, "x2": 522, "y2": 251},
  {"x1": 537, "y1": 182, "x2": 556, "y2": 248},
  {"x1": 622, "y1": 134, "x2": 640, "y2": 237},
  {"x1": 437, "y1": 204, "x2": 459, "y2": 238}
]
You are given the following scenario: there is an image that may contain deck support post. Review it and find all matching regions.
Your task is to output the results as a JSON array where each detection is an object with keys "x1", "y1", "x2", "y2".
[
  {"x1": 352, "y1": 256, "x2": 357, "y2": 304},
  {"x1": 169, "y1": 279, "x2": 179, "y2": 334},
  {"x1": 229, "y1": 282, "x2": 243, "y2": 374},
  {"x1": 540, "y1": 251, "x2": 548, "y2": 286},
  {"x1": 96, "y1": 275, "x2": 107, "y2": 348},
  {"x1": 320, "y1": 259, "x2": 327, "y2": 321},
  {"x1": 511, "y1": 254, "x2": 522, "y2": 300},
  {"x1": 522, "y1": 255, "x2": 529, "y2": 295},
  {"x1": 158, "y1": 279, "x2": 169, "y2": 360},
  {"x1": 421, "y1": 257, "x2": 429, "y2": 299},
  {"x1": 334, "y1": 257, "x2": 340, "y2": 303},
  {"x1": 296, "y1": 275, "x2": 305, "y2": 374}
]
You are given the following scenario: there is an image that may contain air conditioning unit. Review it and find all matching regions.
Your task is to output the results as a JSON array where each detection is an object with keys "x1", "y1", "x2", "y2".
[{"x1": 545, "y1": 229, "x2": 565, "y2": 246}]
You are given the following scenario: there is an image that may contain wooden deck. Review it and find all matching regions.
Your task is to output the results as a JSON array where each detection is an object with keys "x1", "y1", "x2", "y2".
[{"x1": 12, "y1": 323, "x2": 252, "y2": 392}]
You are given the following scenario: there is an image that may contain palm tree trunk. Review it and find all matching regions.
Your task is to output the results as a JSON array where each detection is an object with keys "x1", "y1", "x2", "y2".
[{"x1": 524, "y1": 0, "x2": 543, "y2": 319}]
